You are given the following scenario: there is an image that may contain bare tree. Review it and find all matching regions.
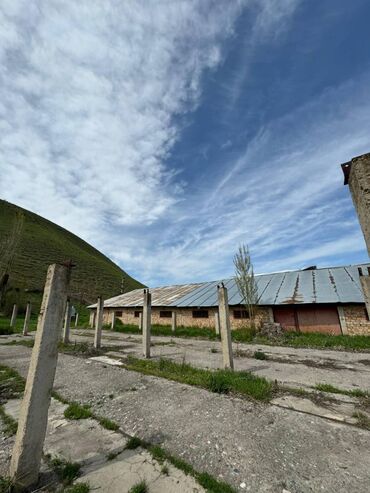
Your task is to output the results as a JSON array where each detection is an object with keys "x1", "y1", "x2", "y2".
[{"x1": 233, "y1": 244, "x2": 259, "y2": 326}]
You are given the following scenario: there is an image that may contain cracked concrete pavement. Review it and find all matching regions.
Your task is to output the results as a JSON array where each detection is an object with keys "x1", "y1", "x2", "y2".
[{"x1": 0, "y1": 339, "x2": 370, "y2": 493}]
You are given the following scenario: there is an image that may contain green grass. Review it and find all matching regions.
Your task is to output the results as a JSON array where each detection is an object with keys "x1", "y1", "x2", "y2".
[
  {"x1": 0, "y1": 314, "x2": 38, "y2": 334},
  {"x1": 0, "y1": 476, "x2": 12, "y2": 493},
  {"x1": 64, "y1": 402, "x2": 93, "y2": 420},
  {"x1": 128, "y1": 480, "x2": 148, "y2": 493},
  {"x1": 125, "y1": 357, "x2": 272, "y2": 401},
  {"x1": 113, "y1": 322, "x2": 370, "y2": 351},
  {"x1": 353, "y1": 411, "x2": 370, "y2": 430},
  {"x1": 254, "y1": 350, "x2": 268, "y2": 360},
  {"x1": 125, "y1": 436, "x2": 143, "y2": 450},
  {"x1": 114, "y1": 321, "x2": 220, "y2": 340},
  {"x1": 0, "y1": 406, "x2": 18, "y2": 436},
  {"x1": 314, "y1": 383, "x2": 369, "y2": 398},
  {"x1": 63, "y1": 483, "x2": 90, "y2": 493},
  {"x1": 0, "y1": 364, "x2": 25, "y2": 398},
  {"x1": 0, "y1": 199, "x2": 143, "y2": 314},
  {"x1": 97, "y1": 416, "x2": 119, "y2": 431},
  {"x1": 50, "y1": 457, "x2": 81, "y2": 486}
]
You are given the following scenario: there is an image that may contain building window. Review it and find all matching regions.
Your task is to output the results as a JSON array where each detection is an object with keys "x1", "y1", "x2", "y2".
[
  {"x1": 192, "y1": 309, "x2": 209, "y2": 318},
  {"x1": 134, "y1": 311, "x2": 142, "y2": 318},
  {"x1": 115, "y1": 311, "x2": 122, "y2": 317},
  {"x1": 160, "y1": 310, "x2": 172, "y2": 318},
  {"x1": 233, "y1": 309, "x2": 250, "y2": 319}
]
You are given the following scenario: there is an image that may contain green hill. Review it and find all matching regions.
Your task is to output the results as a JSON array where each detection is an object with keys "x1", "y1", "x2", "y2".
[{"x1": 0, "y1": 199, "x2": 144, "y2": 314}]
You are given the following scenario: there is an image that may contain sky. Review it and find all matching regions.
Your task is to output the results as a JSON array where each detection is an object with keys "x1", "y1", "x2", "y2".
[{"x1": 1, "y1": 0, "x2": 370, "y2": 287}]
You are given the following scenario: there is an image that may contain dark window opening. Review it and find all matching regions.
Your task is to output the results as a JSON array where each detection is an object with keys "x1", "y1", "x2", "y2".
[
  {"x1": 160, "y1": 310, "x2": 172, "y2": 318},
  {"x1": 134, "y1": 311, "x2": 142, "y2": 318},
  {"x1": 233, "y1": 309, "x2": 250, "y2": 319},
  {"x1": 192, "y1": 309, "x2": 209, "y2": 318},
  {"x1": 115, "y1": 311, "x2": 122, "y2": 317}
]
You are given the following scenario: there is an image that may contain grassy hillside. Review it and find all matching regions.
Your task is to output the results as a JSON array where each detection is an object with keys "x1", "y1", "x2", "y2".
[{"x1": 0, "y1": 199, "x2": 143, "y2": 314}]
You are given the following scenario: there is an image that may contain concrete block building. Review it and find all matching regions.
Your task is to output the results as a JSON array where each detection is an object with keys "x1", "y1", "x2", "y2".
[{"x1": 89, "y1": 264, "x2": 370, "y2": 336}]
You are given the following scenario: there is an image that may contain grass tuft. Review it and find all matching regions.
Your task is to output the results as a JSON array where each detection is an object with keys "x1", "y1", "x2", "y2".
[
  {"x1": 0, "y1": 406, "x2": 18, "y2": 436},
  {"x1": 0, "y1": 364, "x2": 25, "y2": 399},
  {"x1": 64, "y1": 482, "x2": 90, "y2": 493},
  {"x1": 97, "y1": 416, "x2": 119, "y2": 431},
  {"x1": 64, "y1": 402, "x2": 93, "y2": 420},
  {"x1": 50, "y1": 457, "x2": 81, "y2": 486},
  {"x1": 125, "y1": 436, "x2": 143, "y2": 450},
  {"x1": 0, "y1": 476, "x2": 12, "y2": 493},
  {"x1": 353, "y1": 411, "x2": 370, "y2": 429},
  {"x1": 254, "y1": 350, "x2": 268, "y2": 360},
  {"x1": 314, "y1": 383, "x2": 369, "y2": 398},
  {"x1": 128, "y1": 480, "x2": 148, "y2": 493}
]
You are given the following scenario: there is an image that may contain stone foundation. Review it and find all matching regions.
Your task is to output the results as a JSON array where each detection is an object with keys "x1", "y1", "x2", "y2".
[
  {"x1": 343, "y1": 305, "x2": 370, "y2": 335},
  {"x1": 101, "y1": 306, "x2": 271, "y2": 330}
]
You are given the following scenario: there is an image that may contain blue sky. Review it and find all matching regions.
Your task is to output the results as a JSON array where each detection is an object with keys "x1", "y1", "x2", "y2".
[{"x1": 1, "y1": 0, "x2": 370, "y2": 286}]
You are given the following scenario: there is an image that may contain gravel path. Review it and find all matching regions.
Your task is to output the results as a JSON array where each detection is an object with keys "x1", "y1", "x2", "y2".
[{"x1": 1, "y1": 344, "x2": 370, "y2": 493}]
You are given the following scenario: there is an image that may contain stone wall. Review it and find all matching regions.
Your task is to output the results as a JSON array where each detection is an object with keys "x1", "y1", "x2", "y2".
[
  {"x1": 347, "y1": 153, "x2": 370, "y2": 256},
  {"x1": 343, "y1": 304, "x2": 370, "y2": 335},
  {"x1": 101, "y1": 306, "x2": 271, "y2": 330}
]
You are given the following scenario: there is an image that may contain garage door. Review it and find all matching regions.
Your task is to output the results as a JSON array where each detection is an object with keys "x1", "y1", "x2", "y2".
[{"x1": 273, "y1": 305, "x2": 341, "y2": 335}]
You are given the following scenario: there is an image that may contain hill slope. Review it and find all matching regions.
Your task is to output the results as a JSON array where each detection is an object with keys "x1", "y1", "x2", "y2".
[{"x1": 0, "y1": 199, "x2": 143, "y2": 310}]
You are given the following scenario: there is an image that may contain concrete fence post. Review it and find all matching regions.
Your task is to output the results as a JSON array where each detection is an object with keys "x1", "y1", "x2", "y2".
[
  {"x1": 89, "y1": 310, "x2": 95, "y2": 328},
  {"x1": 111, "y1": 311, "x2": 116, "y2": 330},
  {"x1": 139, "y1": 312, "x2": 143, "y2": 332},
  {"x1": 22, "y1": 302, "x2": 31, "y2": 336},
  {"x1": 9, "y1": 263, "x2": 71, "y2": 490},
  {"x1": 10, "y1": 304, "x2": 18, "y2": 328},
  {"x1": 214, "y1": 311, "x2": 220, "y2": 335},
  {"x1": 171, "y1": 311, "x2": 177, "y2": 333},
  {"x1": 217, "y1": 284, "x2": 234, "y2": 370},
  {"x1": 74, "y1": 312, "x2": 79, "y2": 327},
  {"x1": 94, "y1": 296, "x2": 104, "y2": 349},
  {"x1": 143, "y1": 289, "x2": 151, "y2": 358},
  {"x1": 62, "y1": 298, "x2": 71, "y2": 344}
]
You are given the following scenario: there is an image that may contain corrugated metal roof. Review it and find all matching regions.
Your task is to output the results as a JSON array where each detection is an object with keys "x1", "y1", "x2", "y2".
[{"x1": 89, "y1": 264, "x2": 370, "y2": 308}]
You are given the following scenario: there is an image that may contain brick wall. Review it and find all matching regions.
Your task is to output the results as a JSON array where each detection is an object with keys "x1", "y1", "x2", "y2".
[
  {"x1": 343, "y1": 304, "x2": 370, "y2": 335},
  {"x1": 102, "y1": 306, "x2": 271, "y2": 330}
]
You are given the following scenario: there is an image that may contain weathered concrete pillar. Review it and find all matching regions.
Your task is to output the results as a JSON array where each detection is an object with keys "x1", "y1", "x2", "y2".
[
  {"x1": 22, "y1": 302, "x2": 31, "y2": 336},
  {"x1": 267, "y1": 307, "x2": 274, "y2": 323},
  {"x1": 171, "y1": 311, "x2": 177, "y2": 333},
  {"x1": 10, "y1": 304, "x2": 18, "y2": 328},
  {"x1": 342, "y1": 153, "x2": 370, "y2": 256},
  {"x1": 142, "y1": 289, "x2": 151, "y2": 358},
  {"x1": 94, "y1": 296, "x2": 104, "y2": 349},
  {"x1": 111, "y1": 311, "x2": 116, "y2": 330},
  {"x1": 217, "y1": 284, "x2": 234, "y2": 370},
  {"x1": 9, "y1": 263, "x2": 71, "y2": 490},
  {"x1": 74, "y1": 312, "x2": 79, "y2": 327},
  {"x1": 214, "y1": 311, "x2": 220, "y2": 335},
  {"x1": 89, "y1": 310, "x2": 96, "y2": 328},
  {"x1": 62, "y1": 298, "x2": 71, "y2": 344},
  {"x1": 139, "y1": 312, "x2": 143, "y2": 331},
  {"x1": 337, "y1": 306, "x2": 348, "y2": 335}
]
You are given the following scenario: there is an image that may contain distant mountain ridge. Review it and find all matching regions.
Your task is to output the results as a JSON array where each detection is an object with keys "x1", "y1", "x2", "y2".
[{"x1": 0, "y1": 199, "x2": 143, "y2": 310}]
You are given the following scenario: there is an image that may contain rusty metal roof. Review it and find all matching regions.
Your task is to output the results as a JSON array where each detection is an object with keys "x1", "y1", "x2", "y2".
[{"x1": 89, "y1": 264, "x2": 370, "y2": 308}]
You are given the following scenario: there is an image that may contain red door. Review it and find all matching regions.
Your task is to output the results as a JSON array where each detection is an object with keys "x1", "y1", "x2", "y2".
[
  {"x1": 273, "y1": 307, "x2": 297, "y2": 331},
  {"x1": 273, "y1": 305, "x2": 341, "y2": 334},
  {"x1": 296, "y1": 306, "x2": 341, "y2": 335}
]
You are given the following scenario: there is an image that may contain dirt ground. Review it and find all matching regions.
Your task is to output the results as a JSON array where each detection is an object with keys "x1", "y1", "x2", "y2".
[{"x1": 1, "y1": 332, "x2": 370, "y2": 493}]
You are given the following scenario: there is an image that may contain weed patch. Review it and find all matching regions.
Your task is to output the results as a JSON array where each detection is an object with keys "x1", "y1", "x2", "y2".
[
  {"x1": 64, "y1": 402, "x2": 92, "y2": 420},
  {"x1": 97, "y1": 416, "x2": 119, "y2": 431},
  {"x1": 128, "y1": 480, "x2": 148, "y2": 493},
  {"x1": 125, "y1": 436, "x2": 143, "y2": 450},
  {"x1": 0, "y1": 476, "x2": 12, "y2": 493},
  {"x1": 353, "y1": 411, "x2": 370, "y2": 430},
  {"x1": 314, "y1": 383, "x2": 369, "y2": 398},
  {"x1": 0, "y1": 406, "x2": 17, "y2": 436},
  {"x1": 254, "y1": 350, "x2": 268, "y2": 360},
  {"x1": 64, "y1": 483, "x2": 90, "y2": 493},
  {"x1": 0, "y1": 364, "x2": 25, "y2": 399},
  {"x1": 125, "y1": 357, "x2": 272, "y2": 401},
  {"x1": 50, "y1": 457, "x2": 81, "y2": 485}
]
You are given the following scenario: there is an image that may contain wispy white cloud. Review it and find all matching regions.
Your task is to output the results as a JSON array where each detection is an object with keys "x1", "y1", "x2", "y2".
[{"x1": 0, "y1": 1, "x2": 367, "y2": 288}]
